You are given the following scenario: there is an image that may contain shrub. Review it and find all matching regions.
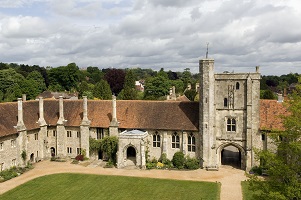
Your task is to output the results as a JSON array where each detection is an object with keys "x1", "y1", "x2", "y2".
[
  {"x1": 146, "y1": 162, "x2": 157, "y2": 169},
  {"x1": 71, "y1": 160, "x2": 79, "y2": 164},
  {"x1": 159, "y1": 153, "x2": 173, "y2": 168},
  {"x1": 172, "y1": 152, "x2": 185, "y2": 169},
  {"x1": 0, "y1": 167, "x2": 18, "y2": 181},
  {"x1": 184, "y1": 157, "x2": 199, "y2": 170},
  {"x1": 75, "y1": 154, "x2": 84, "y2": 161},
  {"x1": 250, "y1": 166, "x2": 262, "y2": 175}
]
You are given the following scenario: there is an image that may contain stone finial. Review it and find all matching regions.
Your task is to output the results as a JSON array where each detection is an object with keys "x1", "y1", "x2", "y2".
[
  {"x1": 22, "y1": 94, "x2": 26, "y2": 101},
  {"x1": 256, "y1": 66, "x2": 260, "y2": 73}
]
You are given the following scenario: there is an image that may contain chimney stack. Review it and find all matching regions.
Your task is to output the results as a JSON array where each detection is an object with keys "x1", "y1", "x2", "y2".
[
  {"x1": 22, "y1": 94, "x2": 26, "y2": 101},
  {"x1": 82, "y1": 96, "x2": 89, "y2": 122},
  {"x1": 38, "y1": 97, "x2": 47, "y2": 126},
  {"x1": 57, "y1": 96, "x2": 65, "y2": 125},
  {"x1": 17, "y1": 98, "x2": 26, "y2": 131}
]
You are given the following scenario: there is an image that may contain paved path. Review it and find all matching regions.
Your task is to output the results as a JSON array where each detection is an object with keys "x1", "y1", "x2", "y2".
[{"x1": 0, "y1": 160, "x2": 247, "y2": 199}]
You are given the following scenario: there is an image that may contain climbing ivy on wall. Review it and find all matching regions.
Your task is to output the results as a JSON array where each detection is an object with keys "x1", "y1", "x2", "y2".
[{"x1": 100, "y1": 136, "x2": 118, "y2": 163}]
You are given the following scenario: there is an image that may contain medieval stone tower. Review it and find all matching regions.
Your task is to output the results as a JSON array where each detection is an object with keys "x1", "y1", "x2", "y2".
[{"x1": 199, "y1": 59, "x2": 261, "y2": 170}]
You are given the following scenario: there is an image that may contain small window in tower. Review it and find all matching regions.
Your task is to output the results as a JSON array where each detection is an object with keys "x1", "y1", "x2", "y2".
[
  {"x1": 236, "y1": 82, "x2": 240, "y2": 90},
  {"x1": 224, "y1": 98, "x2": 228, "y2": 107},
  {"x1": 226, "y1": 118, "x2": 236, "y2": 132}
]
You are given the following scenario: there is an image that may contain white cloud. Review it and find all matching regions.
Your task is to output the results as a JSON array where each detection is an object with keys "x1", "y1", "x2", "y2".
[{"x1": 0, "y1": 0, "x2": 300, "y2": 75}]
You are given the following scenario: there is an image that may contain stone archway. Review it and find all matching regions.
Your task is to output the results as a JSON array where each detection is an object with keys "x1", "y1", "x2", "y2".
[
  {"x1": 217, "y1": 143, "x2": 246, "y2": 170},
  {"x1": 30, "y1": 153, "x2": 34, "y2": 162},
  {"x1": 125, "y1": 146, "x2": 137, "y2": 165},
  {"x1": 50, "y1": 147, "x2": 55, "y2": 157}
]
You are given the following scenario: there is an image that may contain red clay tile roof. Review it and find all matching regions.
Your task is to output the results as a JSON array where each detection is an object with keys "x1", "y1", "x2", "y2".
[
  {"x1": 0, "y1": 99, "x2": 290, "y2": 138},
  {"x1": 259, "y1": 99, "x2": 289, "y2": 131}
]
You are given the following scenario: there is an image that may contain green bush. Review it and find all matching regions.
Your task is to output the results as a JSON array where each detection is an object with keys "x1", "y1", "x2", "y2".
[
  {"x1": 250, "y1": 166, "x2": 262, "y2": 175},
  {"x1": 146, "y1": 162, "x2": 157, "y2": 169},
  {"x1": 172, "y1": 152, "x2": 185, "y2": 169},
  {"x1": 159, "y1": 153, "x2": 173, "y2": 169},
  {"x1": 184, "y1": 157, "x2": 199, "y2": 170},
  {"x1": 0, "y1": 167, "x2": 18, "y2": 181}
]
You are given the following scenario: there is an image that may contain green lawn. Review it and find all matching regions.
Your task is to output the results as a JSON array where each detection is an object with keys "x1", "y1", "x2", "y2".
[{"x1": 0, "y1": 173, "x2": 220, "y2": 200}]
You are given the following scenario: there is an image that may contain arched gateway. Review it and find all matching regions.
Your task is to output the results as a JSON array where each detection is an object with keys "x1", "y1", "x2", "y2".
[
  {"x1": 217, "y1": 143, "x2": 246, "y2": 170},
  {"x1": 117, "y1": 130, "x2": 147, "y2": 169}
]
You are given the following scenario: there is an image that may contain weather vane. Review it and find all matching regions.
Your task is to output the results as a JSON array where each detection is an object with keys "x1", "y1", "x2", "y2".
[{"x1": 206, "y1": 42, "x2": 209, "y2": 58}]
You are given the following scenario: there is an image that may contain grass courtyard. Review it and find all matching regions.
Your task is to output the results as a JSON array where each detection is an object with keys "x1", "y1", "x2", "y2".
[{"x1": 0, "y1": 173, "x2": 220, "y2": 200}]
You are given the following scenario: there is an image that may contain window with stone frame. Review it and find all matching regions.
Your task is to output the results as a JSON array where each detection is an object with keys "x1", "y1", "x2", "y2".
[
  {"x1": 0, "y1": 142, "x2": 3, "y2": 151},
  {"x1": 77, "y1": 131, "x2": 80, "y2": 138},
  {"x1": 77, "y1": 148, "x2": 81, "y2": 155},
  {"x1": 224, "y1": 98, "x2": 228, "y2": 107},
  {"x1": 97, "y1": 128, "x2": 105, "y2": 139},
  {"x1": 34, "y1": 133, "x2": 38, "y2": 140},
  {"x1": 187, "y1": 133, "x2": 196, "y2": 152},
  {"x1": 67, "y1": 131, "x2": 72, "y2": 138},
  {"x1": 236, "y1": 82, "x2": 240, "y2": 90},
  {"x1": 67, "y1": 147, "x2": 72, "y2": 154},
  {"x1": 226, "y1": 118, "x2": 236, "y2": 132},
  {"x1": 153, "y1": 132, "x2": 161, "y2": 147},
  {"x1": 11, "y1": 159, "x2": 16, "y2": 167},
  {"x1": 11, "y1": 139, "x2": 16, "y2": 148},
  {"x1": 53, "y1": 130, "x2": 56, "y2": 137},
  {"x1": 172, "y1": 132, "x2": 180, "y2": 148}
]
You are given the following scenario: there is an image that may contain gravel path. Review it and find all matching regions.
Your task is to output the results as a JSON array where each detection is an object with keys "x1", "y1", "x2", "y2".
[{"x1": 0, "y1": 160, "x2": 247, "y2": 199}]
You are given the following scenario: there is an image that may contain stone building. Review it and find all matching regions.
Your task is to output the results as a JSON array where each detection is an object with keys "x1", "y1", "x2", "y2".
[{"x1": 0, "y1": 58, "x2": 286, "y2": 171}]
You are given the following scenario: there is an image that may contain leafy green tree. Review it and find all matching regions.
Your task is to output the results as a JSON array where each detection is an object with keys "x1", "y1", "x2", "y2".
[
  {"x1": 184, "y1": 89, "x2": 197, "y2": 101},
  {"x1": 20, "y1": 79, "x2": 40, "y2": 100},
  {"x1": 93, "y1": 80, "x2": 112, "y2": 100},
  {"x1": 248, "y1": 78, "x2": 301, "y2": 200},
  {"x1": 26, "y1": 71, "x2": 47, "y2": 92},
  {"x1": 0, "y1": 68, "x2": 25, "y2": 101},
  {"x1": 48, "y1": 63, "x2": 81, "y2": 91},
  {"x1": 87, "y1": 66, "x2": 103, "y2": 83},
  {"x1": 157, "y1": 68, "x2": 168, "y2": 79},
  {"x1": 119, "y1": 70, "x2": 137, "y2": 100},
  {"x1": 181, "y1": 68, "x2": 192, "y2": 90},
  {"x1": 144, "y1": 76, "x2": 171, "y2": 99},
  {"x1": 261, "y1": 90, "x2": 276, "y2": 99}
]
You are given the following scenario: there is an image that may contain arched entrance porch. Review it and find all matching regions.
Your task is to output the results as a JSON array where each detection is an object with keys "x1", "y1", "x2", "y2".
[
  {"x1": 50, "y1": 147, "x2": 55, "y2": 157},
  {"x1": 217, "y1": 143, "x2": 245, "y2": 170},
  {"x1": 126, "y1": 146, "x2": 137, "y2": 165}
]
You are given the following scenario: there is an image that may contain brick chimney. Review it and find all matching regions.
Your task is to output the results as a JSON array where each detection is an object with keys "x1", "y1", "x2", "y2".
[
  {"x1": 17, "y1": 98, "x2": 26, "y2": 131},
  {"x1": 57, "y1": 96, "x2": 65, "y2": 125}
]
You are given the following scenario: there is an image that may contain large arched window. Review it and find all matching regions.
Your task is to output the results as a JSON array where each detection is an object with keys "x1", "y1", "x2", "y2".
[
  {"x1": 227, "y1": 118, "x2": 236, "y2": 132},
  {"x1": 153, "y1": 132, "x2": 161, "y2": 147},
  {"x1": 172, "y1": 132, "x2": 180, "y2": 148},
  {"x1": 187, "y1": 133, "x2": 196, "y2": 152}
]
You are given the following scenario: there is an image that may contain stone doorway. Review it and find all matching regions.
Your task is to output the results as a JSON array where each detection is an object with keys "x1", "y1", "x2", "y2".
[
  {"x1": 30, "y1": 153, "x2": 34, "y2": 162},
  {"x1": 126, "y1": 146, "x2": 137, "y2": 165},
  {"x1": 221, "y1": 145, "x2": 241, "y2": 169},
  {"x1": 50, "y1": 147, "x2": 55, "y2": 157}
]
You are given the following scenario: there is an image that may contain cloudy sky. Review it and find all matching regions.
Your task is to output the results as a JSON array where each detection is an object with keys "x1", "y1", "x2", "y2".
[{"x1": 0, "y1": 0, "x2": 300, "y2": 75}]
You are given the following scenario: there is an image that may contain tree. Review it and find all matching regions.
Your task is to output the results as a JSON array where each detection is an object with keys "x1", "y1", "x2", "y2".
[
  {"x1": 248, "y1": 77, "x2": 301, "y2": 199},
  {"x1": 100, "y1": 136, "x2": 118, "y2": 163},
  {"x1": 93, "y1": 80, "x2": 112, "y2": 100},
  {"x1": 119, "y1": 70, "x2": 137, "y2": 100},
  {"x1": 184, "y1": 89, "x2": 197, "y2": 101},
  {"x1": 144, "y1": 76, "x2": 171, "y2": 99},
  {"x1": 104, "y1": 68, "x2": 125, "y2": 95},
  {"x1": 181, "y1": 68, "x2": 192, "y2": 91},
  {"x1": 261, "y1": 90, "x2": 276, "y2": 99},
  {"x1": 48, "y1": 63, "x2": 81, "y2": 91}
]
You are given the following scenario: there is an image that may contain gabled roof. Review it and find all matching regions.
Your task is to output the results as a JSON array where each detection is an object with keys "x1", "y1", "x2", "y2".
[
  {"x1": 0, "y1": 99, "x2": 291, "y2": 138},
  {"x1": 259, "y1": 99, "x2": 289, "y2": 131}
]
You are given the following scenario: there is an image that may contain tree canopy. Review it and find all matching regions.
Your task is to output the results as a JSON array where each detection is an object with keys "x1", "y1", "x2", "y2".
[{"x1": 248, "y1": 77, "x2": 301, "y2": 200}]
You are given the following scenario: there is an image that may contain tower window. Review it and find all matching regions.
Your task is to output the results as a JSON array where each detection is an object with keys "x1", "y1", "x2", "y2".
[
  {"x1": 236, "y1": 82, "x2": 240, "y2": 90},
  {"x1": 224, "y1": 98, "x2": 228, "y2": 107},
  {"x1": 227, "y1": 118, "x2": 236, "y2": 132}
]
